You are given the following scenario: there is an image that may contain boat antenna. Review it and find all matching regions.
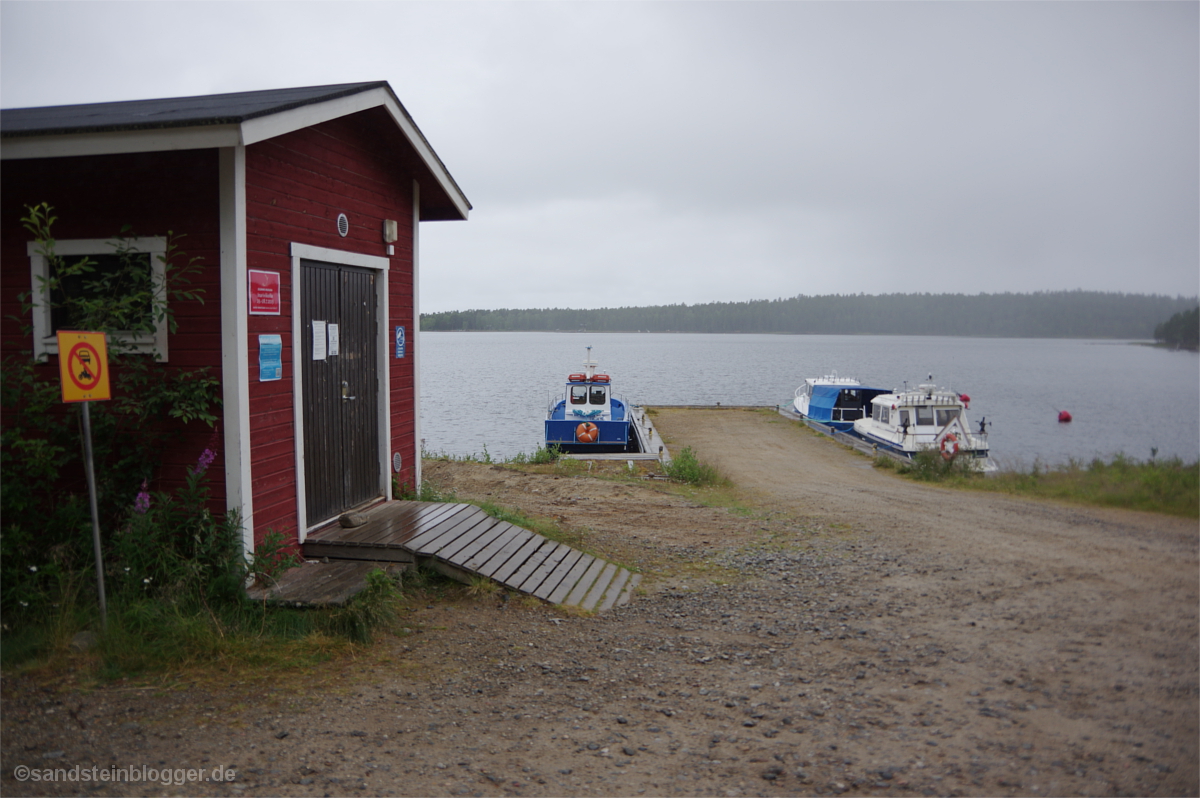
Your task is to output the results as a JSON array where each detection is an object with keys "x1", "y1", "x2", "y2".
[{"x1": 583, "y1": 345, "x2": 597, "y2": 380}]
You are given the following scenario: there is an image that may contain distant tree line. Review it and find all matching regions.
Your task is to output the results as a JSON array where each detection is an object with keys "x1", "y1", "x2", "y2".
[
  {"x1": 1154, "y1": 306, "x2": 1199, "y2": 350},
  {"x1": 421, "y1": 291, "x2": 1199, "y2": 340}
]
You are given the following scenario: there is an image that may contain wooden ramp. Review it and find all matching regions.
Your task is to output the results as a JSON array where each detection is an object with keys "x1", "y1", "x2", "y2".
[{"x1": 302, "y1": 502, "x2": 640, "y2": 611}]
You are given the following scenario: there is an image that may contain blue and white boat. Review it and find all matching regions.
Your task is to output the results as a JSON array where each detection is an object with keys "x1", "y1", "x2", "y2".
[
  {"x1": 793, "y1": 372, "x2": 892, "y2": 432},
  {"x1": 545, "y1": 347, "x2": 643, "y2": 454},
  {"x1": 852, "y1": 377, "x2": 994, "y2": 470}
]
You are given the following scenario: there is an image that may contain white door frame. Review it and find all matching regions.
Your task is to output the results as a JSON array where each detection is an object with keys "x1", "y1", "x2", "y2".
[{"x1": 290, "y1": 242, "x2": 391, "y2": 540}]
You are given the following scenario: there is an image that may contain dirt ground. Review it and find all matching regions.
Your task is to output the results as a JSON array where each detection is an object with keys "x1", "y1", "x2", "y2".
[{"x1": 3, "y1": 407, "x2": 1197, "y2": 797}]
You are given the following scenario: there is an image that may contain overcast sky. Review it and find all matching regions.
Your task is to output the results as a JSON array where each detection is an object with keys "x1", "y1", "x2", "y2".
[{"x1": 3, "y1": 2, "x2": 1196, "y2": 313}]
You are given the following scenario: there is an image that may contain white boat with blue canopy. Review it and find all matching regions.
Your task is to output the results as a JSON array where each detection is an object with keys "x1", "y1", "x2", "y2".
[
  {"x1": 793, "y1": 372, "x2": 891, "y2": 432},
  {"x1": 545, "y1": 347, "x2": 645, "y2": 454},
  {"x1": 852, "y1": 376, "x2": 994, "y2": 470}
]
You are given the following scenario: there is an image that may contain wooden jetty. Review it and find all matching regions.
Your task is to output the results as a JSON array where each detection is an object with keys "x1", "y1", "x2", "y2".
[
  {"x1": 776, "y1": 405, "x2": 910, "y2": 464},
  {"x1": 253, "y1": 501, "x2": 640, "y2": 610}
]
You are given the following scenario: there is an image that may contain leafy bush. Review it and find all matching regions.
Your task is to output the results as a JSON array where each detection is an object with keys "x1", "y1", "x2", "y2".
[
  {"x1": 107, "y1": 448, "x2": 244, "y2": 602},
  {"x1": 896, "y1": 448, "x2": 982, "y2": 482},
  {"x1": 663, "y1": 446, "x2": 724, "y2": 486}
]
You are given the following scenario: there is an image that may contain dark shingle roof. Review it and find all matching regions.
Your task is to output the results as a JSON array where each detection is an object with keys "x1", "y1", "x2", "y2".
[
  {"x1": 1, "y1": 81, "x2": 470, "y2": 219},
  {"x1": 1, "y1": 82, "x2": 390, "y2": 137}
]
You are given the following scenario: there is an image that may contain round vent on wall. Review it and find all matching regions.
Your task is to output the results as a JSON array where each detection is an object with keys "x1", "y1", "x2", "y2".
[
  {"x1": 337, "y1": 213, "x2": 349, "y2": 237},
  {"x1": 392, "y1": 452, "x2": 403, "y2": 473}
]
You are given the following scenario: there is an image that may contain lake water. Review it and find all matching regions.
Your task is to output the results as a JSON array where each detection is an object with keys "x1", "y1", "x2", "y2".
[{"x1": 419, "y1": 332, "x2": 1200, "y2": 469}]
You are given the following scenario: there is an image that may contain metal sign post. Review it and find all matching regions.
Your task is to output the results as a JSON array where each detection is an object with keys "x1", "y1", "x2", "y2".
[{"x1": 56, "y1": 331, "x2": 112, "y2": 631}]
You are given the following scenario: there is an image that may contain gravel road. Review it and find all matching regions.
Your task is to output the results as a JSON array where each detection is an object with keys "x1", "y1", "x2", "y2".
[{"x1": 2, "y1": 407, "x2": 1196, "y2": 797}]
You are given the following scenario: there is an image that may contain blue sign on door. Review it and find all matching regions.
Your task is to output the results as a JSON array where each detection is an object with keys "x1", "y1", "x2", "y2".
[
  {"x1": 258, "y1": 334, "x2": 282, "y2": 381},
  {"x1": 394, "y1": 326, "x2": 406, "y2": 358}
]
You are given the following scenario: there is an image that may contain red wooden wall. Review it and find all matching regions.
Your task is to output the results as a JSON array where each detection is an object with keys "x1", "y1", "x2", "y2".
[
  {"x1": 244, "y1": 106, "x2": 419, "y2": 546},
  {"x1": 0, "y1": 150, "x2": 225, "y2": 501}
]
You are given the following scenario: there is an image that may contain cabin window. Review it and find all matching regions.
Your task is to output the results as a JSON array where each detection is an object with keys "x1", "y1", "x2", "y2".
[
  {"x1": 27, "y1": 237, "x2": 168, "y2": 361},
  {"x1": 590, "y1": 386, "x2": 607, "y2": 405},
  {"x1": 570, "y1": 386, "x2": 588, "y2": 405},
  {"x1": 899, "y1": 409, "x2": 912, "y2": 429},
  {"x1": 936, "y1": 408, "x2": 960, "y2": 426},
  {"x1": 916, "y1": 407, "x2": 935, "y2": 426},
  {"x1": 880, "y1": 407, "x2": 890, "y2": 425}
]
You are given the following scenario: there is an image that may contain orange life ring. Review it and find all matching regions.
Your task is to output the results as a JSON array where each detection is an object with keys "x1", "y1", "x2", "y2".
[
  {"x1": 940, "y1": 433, "x2": 959, "y2": 460},
  {"x1": 576, "y1": 422, "x2": 599, "y2": 443}
]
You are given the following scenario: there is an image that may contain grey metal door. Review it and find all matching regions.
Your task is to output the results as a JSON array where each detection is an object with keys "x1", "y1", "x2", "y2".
[{"x1": 301, "y1": 260, "x2": 379, "y2": 525}]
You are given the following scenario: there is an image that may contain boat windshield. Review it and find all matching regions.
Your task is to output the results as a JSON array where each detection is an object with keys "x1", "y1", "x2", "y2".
[
  {"x1": 570, "y1": 386, "x2": 588, "y2": 405},
  {"x1": 915, "y1": 406, "x2": 935, "y2": 426},
  {"x1": 590, "y1": 386, "x2": 607, "y2": 405},
  {"x1": 936, "y1": 408, "x2": 960, "y2": 426}
]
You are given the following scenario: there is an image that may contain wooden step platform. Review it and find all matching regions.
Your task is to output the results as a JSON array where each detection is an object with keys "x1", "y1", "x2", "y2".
[
  {"x1": 245, "y1": 561, "x2": 404, "y2": 608},
  {"x1": 302, "y1": 502, "x2": 640, "y2": 611}
]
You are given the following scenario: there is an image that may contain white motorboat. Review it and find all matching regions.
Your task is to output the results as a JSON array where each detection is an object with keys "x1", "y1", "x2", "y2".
[{"x1": 852, "y1": 376, "x2": 994, "y2": 470}]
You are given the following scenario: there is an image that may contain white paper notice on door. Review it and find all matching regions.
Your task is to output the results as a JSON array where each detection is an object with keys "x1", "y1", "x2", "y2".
[
  {"x1": 312, "y1": 320, "x2": 327, "y2": 360},
  {"x1": 327, "y1": 323, "x2": 340, "y2": 357}
]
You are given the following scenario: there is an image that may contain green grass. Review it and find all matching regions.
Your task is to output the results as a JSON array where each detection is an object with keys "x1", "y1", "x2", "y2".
[
  {"x1": 881, "y1": 450, "x2": 1198, "y2": 518},
  {"x1": 981, "y1": 455, "x2": 1198, "y2": 518},
  {"x1": 2, "y1": 566, "x2": 409, "y2": 681},
  {"x1": 420, "y1": 443, "x2": 563, "y2": 466}
]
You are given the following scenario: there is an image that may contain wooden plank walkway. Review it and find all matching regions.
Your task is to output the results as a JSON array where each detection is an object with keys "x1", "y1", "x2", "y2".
[{"x1": 303, "y1": 502, "x2": 639, "y2": 611}]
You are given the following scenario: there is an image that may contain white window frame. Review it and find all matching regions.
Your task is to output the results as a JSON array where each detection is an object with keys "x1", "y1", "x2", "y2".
[{"x1": 27, "y1": 237, "x2": 169, "y2": 361}]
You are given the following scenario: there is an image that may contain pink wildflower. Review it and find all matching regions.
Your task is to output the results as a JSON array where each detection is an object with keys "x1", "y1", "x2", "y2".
[
  {"x1": 134, "y1": 480, "x2": 150, "y2": 514},
  {"x1": 191, "y1": 448, "x2": 217, "y2": 476}
]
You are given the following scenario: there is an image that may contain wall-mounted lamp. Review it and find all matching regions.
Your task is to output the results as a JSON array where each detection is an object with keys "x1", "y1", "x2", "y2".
[{"x1": 383, "y1": 219, "x2": 399, "y2": 256}]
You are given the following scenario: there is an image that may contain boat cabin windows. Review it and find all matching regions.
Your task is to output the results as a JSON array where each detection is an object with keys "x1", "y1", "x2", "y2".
[
  {"x1": 899, "y1": 409, "x2": 912, "y2": 430},
  {"x1": 936, "y1": 408, "x2": 960, "y2": 426},
  {"x1": 570, "y1": 383, "x2": 608, "y2": 406},
  {"x1": 915, "y1": 406, "x2": 935, "y2": 426},
  {"x1": 873, "y1": 404, "x2": 890, "y2": 424}
]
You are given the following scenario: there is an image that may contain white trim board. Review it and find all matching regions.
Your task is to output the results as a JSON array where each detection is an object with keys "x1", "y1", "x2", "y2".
[{"x1": 219, "y1": 146, "x2": 254, "y2": 559}]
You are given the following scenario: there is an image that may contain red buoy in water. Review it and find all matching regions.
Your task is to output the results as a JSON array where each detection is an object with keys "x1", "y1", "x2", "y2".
[{"x1": 1058, "y1": 410, "x2": 1072, "y2": 423}]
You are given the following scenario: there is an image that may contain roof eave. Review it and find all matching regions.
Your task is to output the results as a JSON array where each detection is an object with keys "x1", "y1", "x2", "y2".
[{"x1": 1, "y1": 84, "x2": 470, "y2": 222}]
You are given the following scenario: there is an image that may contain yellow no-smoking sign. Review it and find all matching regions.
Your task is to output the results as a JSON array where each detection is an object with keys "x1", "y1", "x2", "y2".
[{"x1": 56, "y1": 331, "x2": 111, "y2": 403}]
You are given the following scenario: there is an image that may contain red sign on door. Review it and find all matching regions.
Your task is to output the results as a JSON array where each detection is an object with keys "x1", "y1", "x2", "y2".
[{"x1": 248, "y1": 270, "x2": 281, "y2": 315}]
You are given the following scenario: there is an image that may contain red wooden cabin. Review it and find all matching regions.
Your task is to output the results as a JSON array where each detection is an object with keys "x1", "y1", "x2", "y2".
[{"x1": 1, "y1": 82, "x2": 470, "y2": 557}]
